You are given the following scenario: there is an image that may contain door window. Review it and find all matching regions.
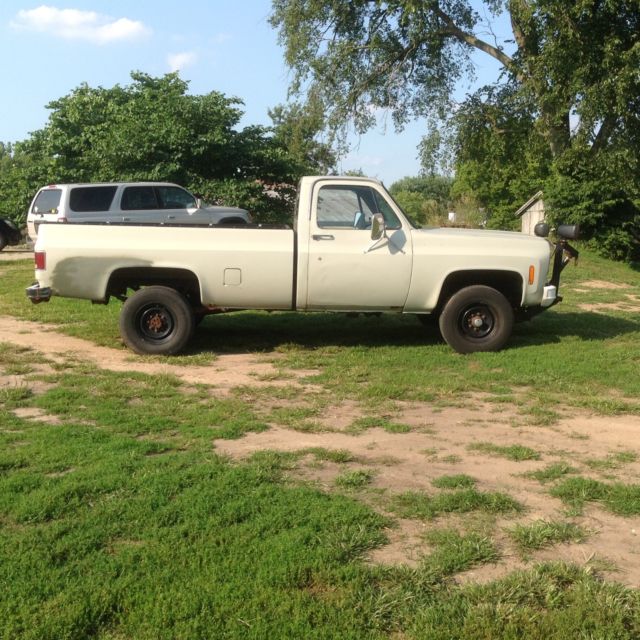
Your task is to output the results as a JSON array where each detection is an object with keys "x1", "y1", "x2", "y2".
[
  {"x1": 316, "y1": 185, "x2": 400, "y2": 229},
  {"x1": 121, "y1": 187, "x2": 159, "y2": 210},
  {"x1": 156, "y1": 186, "x2": 196, "y2": 209}
]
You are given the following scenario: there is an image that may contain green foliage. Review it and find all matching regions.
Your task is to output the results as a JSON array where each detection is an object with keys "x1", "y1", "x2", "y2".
[
  {"x1": 389, "y1": 174, "x2": 453, "y2": 225},
  {"x1": 0, "y1": 72, "x2": 336, "y2": 227},
  {"x1": 271, "y1": 1, "x2": 640, "y2": 260}
]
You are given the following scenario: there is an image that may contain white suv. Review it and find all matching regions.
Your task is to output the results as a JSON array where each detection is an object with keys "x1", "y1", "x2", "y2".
[{"x1": 27, "y1": 182, "x2": 251, "y2": 241}]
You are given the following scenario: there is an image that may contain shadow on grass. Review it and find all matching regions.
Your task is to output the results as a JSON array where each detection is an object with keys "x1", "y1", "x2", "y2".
[{"x1": 188, "y1": 308, "x2": 640, "y2": 355}]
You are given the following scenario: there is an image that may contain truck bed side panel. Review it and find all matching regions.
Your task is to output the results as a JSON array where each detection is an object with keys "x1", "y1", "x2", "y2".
[{"x1": 36, "y1": 224, "x2": 295, "y2": 309}]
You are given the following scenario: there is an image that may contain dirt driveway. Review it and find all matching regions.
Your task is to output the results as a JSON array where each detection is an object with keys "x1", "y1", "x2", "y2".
[{"x1": 2, "y1": 311, "x2": 640, "y2": 587}]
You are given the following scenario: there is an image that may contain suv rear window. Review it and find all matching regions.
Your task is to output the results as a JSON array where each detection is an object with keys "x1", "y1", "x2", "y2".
[
  {"x1": 32, "y1": 189, "x2": 62, "y2": 213},
  {"x1": 70, "y1": 186, "x2": 117, "y2": 212}
]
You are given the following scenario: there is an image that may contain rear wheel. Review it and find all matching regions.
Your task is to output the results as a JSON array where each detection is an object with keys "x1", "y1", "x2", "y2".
[
  {"x1": 120, "y1": 286, "x2": 194, "y2": 355},
  {"x1": 439, "y1": 285, "x2": 514, "y2": 354},
  {"x1": 0, "y1": 232, "x2": 7, "y2": 252}
]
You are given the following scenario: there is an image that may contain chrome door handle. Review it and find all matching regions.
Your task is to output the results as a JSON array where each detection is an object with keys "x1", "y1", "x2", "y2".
[
  {"x1": 312, "y1": 234, "x2": 335, "y2": 240},
  {"x1": 167, "y1": 215, "x2": 176, "y2": 219}
]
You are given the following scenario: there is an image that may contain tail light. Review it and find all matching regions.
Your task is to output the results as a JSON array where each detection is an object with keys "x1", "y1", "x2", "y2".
[{"x1": 35, "y1": 251, "x2": 46, "y2": 270}]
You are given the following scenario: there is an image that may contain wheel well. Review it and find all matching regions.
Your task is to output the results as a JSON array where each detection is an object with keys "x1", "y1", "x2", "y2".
[
  {"x1": 217, "y1": 217, "x2": 248, "y2": 226},
  {"x1": 107, "y1": 267, "x2": 201, "y2": 305},
  {"x1": 436, "y1": 270, "x2": 524, "y2": 311}
]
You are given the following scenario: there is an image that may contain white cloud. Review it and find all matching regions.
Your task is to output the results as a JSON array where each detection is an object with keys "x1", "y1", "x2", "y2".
[
  {"x1": 10, "y1": 5, "x2": 151, "y2": 45},
  {"x1": 167, "y1": 51, "x2": 198, "y2": 73}
]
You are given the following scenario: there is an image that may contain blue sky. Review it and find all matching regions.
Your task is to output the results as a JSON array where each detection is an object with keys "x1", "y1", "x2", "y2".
[{"x1": 0, "y1": 1, "x2": 508, "y2": 186}]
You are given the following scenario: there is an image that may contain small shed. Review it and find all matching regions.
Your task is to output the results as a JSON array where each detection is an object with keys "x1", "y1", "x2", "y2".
[{"x1": 515, "y1": 191, "x2": 545, "y2": 235}]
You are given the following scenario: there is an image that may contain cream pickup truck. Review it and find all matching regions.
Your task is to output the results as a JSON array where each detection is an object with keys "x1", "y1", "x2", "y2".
[{"x1": 26, "y1": 176, "x2": 578, "y2": 355}]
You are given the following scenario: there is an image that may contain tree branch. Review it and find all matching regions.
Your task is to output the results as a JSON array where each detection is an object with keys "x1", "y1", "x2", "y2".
[
  {"x1": 432, "y1": 6, "x2": 514, "y2": 70},
  {"x1": 591, "y1": 114, "x2": 618, "y2": 155}
]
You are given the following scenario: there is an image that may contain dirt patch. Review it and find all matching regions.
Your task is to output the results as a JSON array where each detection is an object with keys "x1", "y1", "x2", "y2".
[
  {"x1": 578, "y1": 280, "x2": 630, "y2": 290},
  {"x1": 12, "y1": 407, "x2": 63, "y2": 424},
  {"x1": 214, "y1": 410, "x2": 640, "y2": 586},
  {"x1": 0, "y1": 315, "x2": 293, "y2": 392}
]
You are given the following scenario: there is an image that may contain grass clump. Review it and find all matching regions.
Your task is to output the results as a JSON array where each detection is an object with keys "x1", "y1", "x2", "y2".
[
  {"x1": 551, "y1": 477, "x2": 640, "y2": 516},
  {"x1": 335, "y1": 469, "x2": 375, "y2": 489},
  {"x1": 507, "y1": 520, "x2": 588, "y2": 553},
  {"x1": 468, "y1": 442, "x2": 541, "y2": 461},
  {"x1": 422, "y1": 529, "x2": 499, "y2": 576},
  {"x1": 432, "y1": 474, "x2": 476, "y2": 489},
  {"x1": 392, "y1": 488, "x2": 521, "y2": 521},
  {"x1": 585, "y1": 450, "x2": 638, "y2": 472},
  {"x1": 524, "y1": 461, "x2": 578, "y2": 484}
]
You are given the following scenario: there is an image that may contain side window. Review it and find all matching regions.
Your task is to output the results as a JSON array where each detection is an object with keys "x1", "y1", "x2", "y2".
[
  {"x1": 32, "y1": 189, "x2": 62, "y2": 213},
  {"x1": 316, "y1": 186, "x2": 375, "y2": 229},
  {"x1": 121, "y1": 187, "x2": 158, "y2": 211},
  {"x1": 156, "y1": 186, "x2": 196, "y2": 210},
  {"x1": 373, "y1": 191, "x2": 401, "y2": 229},
  {"x1": 69, "y1": 186, "x2": 117, "y2": 212},
  {"x1": 316, "y1": 185, "x2": 401, "y2": 230}
]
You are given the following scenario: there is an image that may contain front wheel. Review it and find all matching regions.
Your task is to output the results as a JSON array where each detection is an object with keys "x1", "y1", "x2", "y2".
[
  {"x1": 120, "y1": 286, "x2": 194, "y2": 355},
  {"x1": 439, "y1": 285, "x2": 514, "y2": 354}
]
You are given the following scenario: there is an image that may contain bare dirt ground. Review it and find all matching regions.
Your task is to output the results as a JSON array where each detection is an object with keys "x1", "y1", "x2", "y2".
[{"x1": 2, "y1": 312, "x2": 640, "y2": 586}]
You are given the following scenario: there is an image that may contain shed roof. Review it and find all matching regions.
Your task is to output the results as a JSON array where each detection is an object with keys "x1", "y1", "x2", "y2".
[{"x1": 514, "y1": 190, "x2": 544, "y2": 218}]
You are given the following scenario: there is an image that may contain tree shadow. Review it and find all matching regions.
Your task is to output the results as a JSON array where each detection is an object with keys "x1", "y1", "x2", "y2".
[{"x1": 188, "y1": 309, "x2": 639, "y2": 355}]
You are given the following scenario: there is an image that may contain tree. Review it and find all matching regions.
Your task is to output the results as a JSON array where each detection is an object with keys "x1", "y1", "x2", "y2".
[
  {"x1": 270, "y1": 1, "x2": 640, "y2": 259},
  {"x1": 0, "y1": 72, "x2": 336, "y2": 226},
  {"x1": 389, "y1": 174, "x2": 453, "y2": 224}
]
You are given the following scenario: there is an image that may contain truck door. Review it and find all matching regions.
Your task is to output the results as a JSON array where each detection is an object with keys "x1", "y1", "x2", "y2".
[{"x1": 305, "y1": 182, "x2": 413, "y2": 309}]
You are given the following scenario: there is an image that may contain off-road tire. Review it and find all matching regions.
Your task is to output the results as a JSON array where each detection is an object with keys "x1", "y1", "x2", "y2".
[
  {"x1": 120, "y1": 286, "x2": 194, "y2": 355},
  {"x1": 439, "y1": 285, "x2": 514, "y2": 354}
]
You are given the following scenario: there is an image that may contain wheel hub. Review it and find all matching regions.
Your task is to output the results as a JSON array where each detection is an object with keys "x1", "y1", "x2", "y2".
[
  {"x1": 138, "y1": 305, "x2": 174, "y2": 341},
  {"x1": 460, "y1": 305, "x2": 495, "y2": 339}
]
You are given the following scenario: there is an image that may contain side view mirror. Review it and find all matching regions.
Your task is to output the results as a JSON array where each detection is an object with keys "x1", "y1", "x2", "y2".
[
  {"x1": 371, "y1": 213, "x2": 386, "y2": 241},
  {"x1": 195, "y1": 197, "x2": 203, "y2": 209},
  {"x1": 557, "y1": 224, "x2": 580, "y2": 240},
  {"x1": 534, "y1": 222, "x2": 550, "y2": 237}
]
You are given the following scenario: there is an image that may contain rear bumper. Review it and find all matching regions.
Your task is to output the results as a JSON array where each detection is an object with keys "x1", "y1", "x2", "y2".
[{"x1": 26, "y1": 283, "x2": 51, "y2": 304}]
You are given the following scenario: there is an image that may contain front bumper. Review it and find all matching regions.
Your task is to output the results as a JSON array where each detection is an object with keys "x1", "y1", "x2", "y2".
[{"x1": 26, "y1": 283, "x2": 52, "y2": 304}]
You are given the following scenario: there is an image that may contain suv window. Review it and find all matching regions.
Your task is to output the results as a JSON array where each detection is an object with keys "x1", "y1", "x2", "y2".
[
  {"x1": 156, "y1": 186, "x2": 196, "y2": 209},
  {"x1": 32, "y1": 189, "x2": 62, "y2": 213},
  {"x1": 121, "y1": 186, "x2": 159, "y2": 210},
  {"x1": 69, "y1": 186, "x2": 117, "y2": 212}
]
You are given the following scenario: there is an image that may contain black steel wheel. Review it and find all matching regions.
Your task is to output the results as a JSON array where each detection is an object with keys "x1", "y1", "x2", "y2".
[
  {"x1": 120, "y1": 286, "x2": 194, "y2": 355},
  {"x1": 439, "y1": 285, "x2": 514, "y2": 354}
]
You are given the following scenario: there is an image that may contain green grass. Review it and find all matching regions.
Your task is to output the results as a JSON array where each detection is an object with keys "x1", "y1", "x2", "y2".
[
  {"x1": 468, "y1": 442, "x2": 541, "y2": 461},
  {"x1": 335, "y1": 469, "x2": 375, "y2": 489},
  {"x1": 585, "y1": 451, "x2": 638, "y2": 472},
  {"x1": 550, "y1": 477, "x2": 640, "y2": 516},
  {"x1": 432, "y1": 474, "x2": 477, "y2": 489},
  {"x1": 507, "y1": 520, "x2": 588, "y2": 552},
  {"x1": 524, "y1": 461, "x2": 578, "y2": 483},
  {"x1": 391, "y1": 488, "x2": 522, "y2": 520},
  {"x1": 3, "y1": 251, "x2": 640, "y2": 637},
  {"x1": 422, "y1": 529, "x2": 499, "y2": 575}
]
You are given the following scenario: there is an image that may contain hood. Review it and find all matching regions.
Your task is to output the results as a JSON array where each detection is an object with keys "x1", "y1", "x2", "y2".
[{"x1": 410, "y1": 226, "x2": 553, "y2": 261}]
